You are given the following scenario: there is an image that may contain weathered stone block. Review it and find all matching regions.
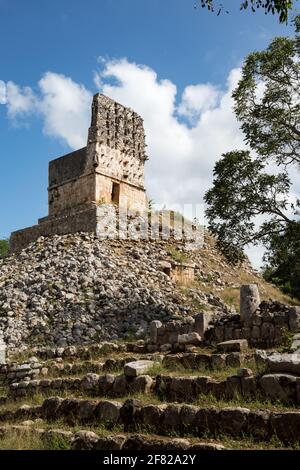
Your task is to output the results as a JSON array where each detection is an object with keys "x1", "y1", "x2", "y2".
[
  {"x1": 194, "y1": 312, "x2": 210, "y2": 337},
  {"x1": 112, "y1": 375, "x2": 128, "y2": 396},
  {"x1": 270, "y1": 412, "x2": 300, "y2": 443},
  {"x1": 226, "y1": 352, "x2": 242, "y2": 368},
  {"x1": 140, "y1": 405, "x2": 164, "y2": 429},
  {"x1": 259, "y1": 374, "x2": 296, "y2": 403},
  {"x1": 177, "y1": 332, "x2": 201, "y2": 346},
  {"x1": 149, "y1": 320, "x2": 162, "y2": 344},
  {"x1": 195, "y1": 407, "x2": 219, "y2": 435},
  {"x1": 225, "y1": 376, "x2": 241, "y2": 398},
  {"x1": 124, "y1": 360, "x2": 155, "y2": 377},
  {"x1": 130, "y1": 375, "x2": 153, "y2": 394},
  {"x1": 163, "y1": 405, "x2": 182, "y2": 430},
  {"x1": 240, "y1": 284, "x2": 260, "y2": 323},
  {"x1": 211, "y1": 354, "x2": 226, "y2": 369},
  {"x1": 261, "y1": 322, "x2": 275, "y2": 340},
  {"x1": 80, "y1": 373, "x2": 100, "y2": 391},
  {"x1": 266, "y1": 353, "x2": 300, "y2": 375},
  {"x1": 94, "y1": 435, "x2": 126, "y2": 450},
  {"x1": 95, "y1": 400, "x2": 121, "y2": 424},
  {"x1": 251, "y1": 326, "x2": 261, "y2": 340},
  {"x1": 77, "y1": 400, "x2": 97, "y2": 422},
  {"x1": 98, "y1": 374, "x2": 115, "y2": 395},
  {"x1": 71, "y1": 431, "x2": 99, "y2": 450},
  {"x1": 0, "y1": 340, "x2": 6, "y2": 365},
  {"x1": 246, "y1": 410, "x2": 270, "y2": 439},
  {"x1": 180, "y1": 405, "x2": 198, "y2": 428},
  {"x1": 169, "y1": 377, "x2": 196, "y2": 400},
  {"x1": 288, "y1": 307, "x2": 300, "y2": 332},
  {"x1": 219, "y1": 407, "x2": 250, "y2": 435},
  {"x1": 217, "y1": 339, "x2": 248, "y2": 353},
  {"x1": 241, "y1": 376, "x2": 257, "y2": 398}
]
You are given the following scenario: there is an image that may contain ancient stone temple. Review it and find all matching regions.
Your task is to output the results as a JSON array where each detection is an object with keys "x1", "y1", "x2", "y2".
[{"x1": 10, "y1": 94, "x2": 149, "y2": 251}]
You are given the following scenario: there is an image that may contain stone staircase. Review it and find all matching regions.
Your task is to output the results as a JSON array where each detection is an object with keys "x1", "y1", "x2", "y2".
[{"x1": 0, "y1": 341, "x2": 299, "y2": 450}]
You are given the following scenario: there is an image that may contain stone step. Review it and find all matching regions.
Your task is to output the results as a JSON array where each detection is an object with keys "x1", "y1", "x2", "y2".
[
  {"x1": 1, "y1": 396, "x2": 300, "y2": 444},
  {"x1": 8, "y1": 368, "x2": 300, "y2": 407},
  {"x1": 3, "y1": 345, "x2": 256, "y2": 389},
  {"x1": 1, "y1": 356, "x2": 137, "y2": 384},
  {"x1": 0, "y1": 424, "x2": 225, "y2": 450},
  {"x1": 2, "y1": 350, "x2": 251, "y2": 385}
]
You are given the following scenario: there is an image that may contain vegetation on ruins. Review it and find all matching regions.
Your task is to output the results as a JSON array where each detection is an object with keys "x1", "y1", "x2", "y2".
[
  {"x1": 0, "y1": 239, "x2": 9, "y2": 258},
  {"x1": 204, "y1": 24, "x2": 300, "y2": 299},
  {"x1": 197, "y1": 0, "x2": 294, "y2": 23}
]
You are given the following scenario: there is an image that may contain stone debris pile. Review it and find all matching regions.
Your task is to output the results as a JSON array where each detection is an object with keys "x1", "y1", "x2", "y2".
[{"x1": 0, "y1": 231, "x2": 244, "y2": 352}]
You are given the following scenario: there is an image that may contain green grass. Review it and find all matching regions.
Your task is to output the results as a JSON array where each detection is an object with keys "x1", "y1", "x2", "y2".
[
  {"x1": 191, "y1": 392, "x2": 298, "y2": 412},
  {"x1": 148, "y1": 357, "x2": 259, "y2": 380},
  {"x1": 197, "y1": 433, "x2": 300, "y2": 450},
  {"x1": 0, "y1": 396, "x2": 299, "y2": 450},
  {"x1": 166, "y1": 246, "x2": 190, "y2": 264},
  {"x1": 0, "y1": 430, "x2": 46, "y2": 450}
]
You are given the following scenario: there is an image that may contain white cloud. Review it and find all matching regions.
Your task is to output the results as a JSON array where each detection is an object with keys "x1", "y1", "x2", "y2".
[
  {"x1": 94, "y1": 59, "x2": 244, "y2": 207},
  {"x1": 0, "y1": 73, "x2": 92, "y2": 148},
  {"x1": 1, "y1": 59, "x2": 299, "y2": 268},
  {"x1": 37, "y1": 72, "x2": 92, "y2": 149},
  {"x1": 0, "y1": 80, "x2": 6, "y2": 104},
  {"x1": 0, "y1": 60, "x2": 245, "y2": 217},
  {"x1": 5, "y1": 81, "x2": 36, "y2": 118},
  {"x1": 178, "y1": 83, "x2": 220, "y2": 122}
]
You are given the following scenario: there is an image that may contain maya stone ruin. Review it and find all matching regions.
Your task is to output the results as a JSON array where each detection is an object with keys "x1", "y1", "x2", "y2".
[
  {"x1": 10, "y1": 94, "x2": 148, "y2": 252},
  {"x1": 0, "y1": 93, "x2": 300, "y2": 451}
]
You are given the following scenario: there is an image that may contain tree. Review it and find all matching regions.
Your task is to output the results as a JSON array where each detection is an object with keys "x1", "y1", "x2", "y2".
[
  {"x1": 263, "y1": 221, "x2": 300, "y2": 298},
  {"x1": 204, "y1": 150, "x2": 296, "y2": 263},
  {"x1": 233, "y1": 36, "x2": 300, "y2": 167},
  {"x1": 197, "y1": 1, "x2": 294, "y2": 23},
  {"x1": 0, "y1": 239, "x2": 9, "y2": 258},
  {"x1": 204, "y1": 27, "x2": 300, "y2": 298}
]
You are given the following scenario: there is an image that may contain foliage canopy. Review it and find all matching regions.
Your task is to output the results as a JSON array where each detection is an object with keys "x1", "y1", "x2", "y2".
[
  {"x1": 204, "y1": 27, "x2": 300, "y2": 299},
  {"x1": 198, "y1": 1, "x2": 294, "y2": 23}
]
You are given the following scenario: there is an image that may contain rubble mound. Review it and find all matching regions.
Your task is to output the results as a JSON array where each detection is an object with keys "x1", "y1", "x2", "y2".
[{"x1": 0, "y1": 231, "x2": 290, "y2": 351}]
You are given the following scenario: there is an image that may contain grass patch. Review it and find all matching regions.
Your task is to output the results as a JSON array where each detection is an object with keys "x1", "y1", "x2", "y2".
[
  {"x1": 148, "y1": 357, "x2": 258, "y2": 380},
  {"x1": 192, "y1": 392, "x2": 297, "y2": 412},
  {"x1": 166, "y1": 246, "x2": 190, "y2": 264},
  {"x1": 0, "y1": 430, "x2": 46, "y2": 450}
]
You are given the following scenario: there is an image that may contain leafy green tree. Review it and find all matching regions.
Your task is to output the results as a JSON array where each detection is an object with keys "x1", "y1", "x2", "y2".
[
  {"x1": 197, "y1": 1, "x2": 294, "y2": 23},
  {"x1": 204, "y1": 26, "x2": 300, "y2": 298},
  {"x1": 204, "y1": 150, "x2": 296, "y2": 263},
  {"x1": 263, "y1": 222, "x2": 300, "y2": 298},
  {"x1": 0, "y1": 239, "x2": 9, "y2": 258},
  {"x1": 233, "y1": 36, "x2": 300, "y2": 167}
]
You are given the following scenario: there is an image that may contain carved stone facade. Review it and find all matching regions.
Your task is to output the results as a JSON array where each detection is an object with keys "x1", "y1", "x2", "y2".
[{"x1": 10, "y1": 94, "x2": 148, "y2": 251}]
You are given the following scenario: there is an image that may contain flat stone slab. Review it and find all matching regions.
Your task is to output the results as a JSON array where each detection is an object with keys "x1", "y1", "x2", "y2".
[
  {"x1": 177, "y1": 332, "x2": 202, "y2": 346},
  {"x1": 124, "y1": 360, "x2": 155, "y2": 378},
  {"x1": 266, "y1": 353, "x2": 300, "y2": 375},
  {"x1": 217, "y1": 339, "x2": 248, "y2": 353},
  {"x1": 259, "y1": 373, "x2": 297, "y2": 402}
]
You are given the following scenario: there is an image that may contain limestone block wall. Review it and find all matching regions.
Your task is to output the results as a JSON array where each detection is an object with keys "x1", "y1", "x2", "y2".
[
  {"x1": 94, "y1": 173, "x2": 146, "y2": 211},
  {"x1": 95, "y1": 143, "x2": 145, "y2": 188},
  {"x1": 10, "y1": 94, "x2": 150, "y2": 250},
  {"x1": 205, "y1": 304, "x2": 300, "y2": 348},
  {"x1": 49, "y1": 148, "x2": 87, "y2": 187},
  {"x1": 171, "y1": 263, "x2": 195, "y2": 285},
  {"x1": 87, "y1": 94, "x2": 147, "y2": 167},
  {"x1": 86, "y1": 95, "x2": 147, "y2": 207},
  {"x1": 49, "y1": 173, "x2": 96, "y2": 216},
  {"x1": 10, "y1": 206, "x2": 98, "y2": 252}
]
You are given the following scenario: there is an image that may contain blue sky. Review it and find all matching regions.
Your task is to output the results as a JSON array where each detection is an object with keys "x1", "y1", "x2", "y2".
[{"x1": 0, "y1": 0, "x2": 296, "y2": 266}]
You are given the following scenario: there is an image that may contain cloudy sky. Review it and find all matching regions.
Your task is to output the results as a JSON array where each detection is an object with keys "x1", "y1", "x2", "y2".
[{"x1": 0, "y1": 0, "x2": 297, "y2": 267}]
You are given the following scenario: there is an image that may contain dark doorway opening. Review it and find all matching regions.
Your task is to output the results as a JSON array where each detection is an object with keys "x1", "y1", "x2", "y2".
[
  {"x1": 163, "y1": 266, "x2": 171, "y2": 277},
  {"x1": 112, "y1": 182, "x2": 120, "y2": 205}
]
